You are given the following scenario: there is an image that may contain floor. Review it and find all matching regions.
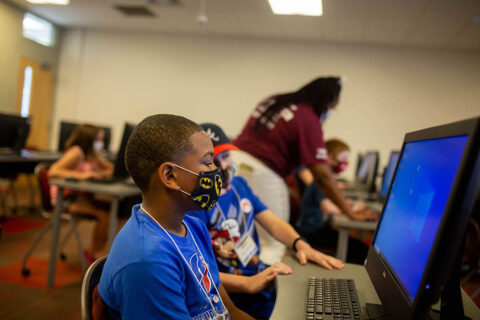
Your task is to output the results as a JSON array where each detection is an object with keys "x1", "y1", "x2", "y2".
[
  {"x1": 0, "y1": 175, "x2": 479, "y2": 319},
  {"x1": 0, "y1": 176, "x2": 93, "y2": 320}
]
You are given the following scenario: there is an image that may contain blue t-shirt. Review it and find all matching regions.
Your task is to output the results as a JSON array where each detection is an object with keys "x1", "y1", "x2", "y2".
[
  {"x1": 98, "y1": 204, "x2": 226, "y2": 320},
  {"x1": 296, "y1": 182, "x2": 327, "y2": 236},
  {"x1": 188, "y1": 176, "x2": 268, "y2": 276}
]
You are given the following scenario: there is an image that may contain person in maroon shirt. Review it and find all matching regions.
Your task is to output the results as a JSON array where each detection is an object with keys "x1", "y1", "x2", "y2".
[{"x1": 232, "y1": 77, "x2": 377, "y2": 263}]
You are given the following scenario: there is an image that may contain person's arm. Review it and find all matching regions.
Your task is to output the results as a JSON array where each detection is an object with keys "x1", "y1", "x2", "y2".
[
  {"x1": 95, "y1": 154, "x2": 114, "y2": 178},
  {"x1": 219, "y1": 283, "x2": 255, "y2": 320},
  {"x1": 48, "y1": 147, "x2": 101, "y2": 180},
  {"x1": 255, "y1": 210, "x2": 344, "y2": 269},
  {"x1": 220, "y1": 262, "x2": 293, "y2": 294},
  {"x1": 308, "y1": 162, "x2": 377, "y2": 221},
  {"x1": 297, "y1": 167, "x2": 314, "y2": 186}
]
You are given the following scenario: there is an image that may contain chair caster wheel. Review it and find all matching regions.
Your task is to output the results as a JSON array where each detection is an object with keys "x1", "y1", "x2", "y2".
[{"x1": 21, "y1": 268, "x2": 31, "y2": 277}]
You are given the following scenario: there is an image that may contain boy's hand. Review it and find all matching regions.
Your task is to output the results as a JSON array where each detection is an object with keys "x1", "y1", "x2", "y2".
[
  {"x1": 295, "y1": 241, "x2": 344, "y2": 270},
  {"x1": 246, "y1": 262, "x2": 293, "y2": 294}
]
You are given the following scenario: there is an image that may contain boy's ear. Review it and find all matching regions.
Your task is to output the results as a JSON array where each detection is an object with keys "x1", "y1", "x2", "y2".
[{"x1": 157, "y1": 162, "x2": 181, "y2": 191}]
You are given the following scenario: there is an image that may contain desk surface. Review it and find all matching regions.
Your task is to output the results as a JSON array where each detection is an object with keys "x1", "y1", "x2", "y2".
[
  {"x1": 271, "y1": 255, "x2": 480, "y2": 320},
  {"x1": 49, "y1": 179, "x2": 140, "y2": 197},
  {"x1": 330, "y1": 215, "x2": 377, "y2": 231},
  {"x1": 0, "y1": 150, "x2": 61, "y2": 163}
]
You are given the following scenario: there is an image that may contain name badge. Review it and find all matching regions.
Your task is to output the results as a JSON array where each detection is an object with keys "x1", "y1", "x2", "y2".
[{"x1": 233, "y1": 233, "x2": 257, "y2": 267}]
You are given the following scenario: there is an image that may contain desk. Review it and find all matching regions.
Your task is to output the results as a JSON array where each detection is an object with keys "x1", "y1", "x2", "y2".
[
  {"x1": 271, "y1": 255, "x2": 480, "y2": 319},
  {"x1": 47, "y1": 179, "x2": 141, "y2": 288},
  {"x1": 0, "y1": 151, "x2": 62, "y2": 216},
  {"x1": 330, "y1": 215, "x2": 377, "y2": 262},
  {"x1": 0, "y1": 150, "x2": 61, "y2": 177}
]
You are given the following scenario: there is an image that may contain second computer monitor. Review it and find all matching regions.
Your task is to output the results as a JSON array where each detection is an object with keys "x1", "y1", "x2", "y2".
[
  {"x1": 58, "y1": 121, "x2": 111, "y2": 152},
  {"x1": 355, "y1": 151, "x2": 379, "y2": 193},
  {"x1": 379, "y1": 151, "x2": 400, "y2": 199},
  {"x1": 112, "y1": 123, "x2": 135, "y2": 179},
  {"x1": 0, "y1": 113, "x2": 31, "y2": 154},
  {"x1": 365, "y1": 117, "x2": 480, "y2": 320}
]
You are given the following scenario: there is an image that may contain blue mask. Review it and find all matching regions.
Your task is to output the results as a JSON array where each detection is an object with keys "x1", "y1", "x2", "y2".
[{"x1": 320, "y1": 109, "x2": 332, "y2": 123}]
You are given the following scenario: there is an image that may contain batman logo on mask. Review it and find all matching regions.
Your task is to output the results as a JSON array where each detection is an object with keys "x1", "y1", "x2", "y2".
[
  {"x1": 200, "y1": 178, "x2": 213, "y2": 189},
  {"x1": 193, "y1": 194, "x2": 210, "y2": 208},
  {"x1": 214, "y1": 174, "x2": 222, "y2": 196}
]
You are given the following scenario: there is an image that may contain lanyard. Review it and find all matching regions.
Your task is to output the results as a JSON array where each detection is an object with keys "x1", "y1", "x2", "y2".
[
  {"x1": 140, "y1": 205, "x2": 227, "y2": 318},
  {"x1": 215, "y1": 186, "x2": 254, "y2": 236}
]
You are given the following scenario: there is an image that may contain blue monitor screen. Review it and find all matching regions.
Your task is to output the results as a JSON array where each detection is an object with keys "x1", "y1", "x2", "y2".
[
  {"x1": 374, "y1": 135, "x2": 468, "y2": 303},
  {"x1": 380, "y1": 152, "x2": 400, "y2": 197}
]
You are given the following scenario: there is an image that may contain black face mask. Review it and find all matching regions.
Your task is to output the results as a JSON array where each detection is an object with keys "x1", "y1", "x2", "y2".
[{"x1": 174, "y1": 164, "x2": 223, "y2": 211}]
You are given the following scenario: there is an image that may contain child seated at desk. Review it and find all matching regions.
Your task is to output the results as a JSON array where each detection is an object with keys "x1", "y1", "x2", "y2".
[
  {"x1": 188, "y1": 123, "x2": 344, "y2": 319},
  {"x1": 98, "y1": 115, "x2": 252, "y2": 319},
  {"x1": 296, "y1": 138, "x2": 373, "y2": 264},
  {"x1": 48, "y1": 124, "x2": 113, "y2": 261}
]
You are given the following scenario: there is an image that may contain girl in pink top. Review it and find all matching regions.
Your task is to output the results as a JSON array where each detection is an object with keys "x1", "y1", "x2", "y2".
[{"x1": 48, "y1": 124, "x2": 114, "y2": 260}]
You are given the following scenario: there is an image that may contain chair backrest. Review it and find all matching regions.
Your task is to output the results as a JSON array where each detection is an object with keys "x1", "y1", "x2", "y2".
[
  {"x1": 81, "y1": 256, "x2": 107, "y2": 320},
  {"x1": 465, "y1": 218, "x2": 480, "y2": 268},
  {"x1": 34, "y1": 162, "x2": 53, "y2": 212}
]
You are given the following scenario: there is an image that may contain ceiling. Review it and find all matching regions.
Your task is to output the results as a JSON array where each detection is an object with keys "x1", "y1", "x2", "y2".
[{"x1": 8, "y1": 0, "x2": 480, "y2": 52}]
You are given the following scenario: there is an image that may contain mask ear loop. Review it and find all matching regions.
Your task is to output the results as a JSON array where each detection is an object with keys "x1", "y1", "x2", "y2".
[
  {"x1": 171, "y1": 164, "x2": 199, "y2": 196},
  {"x1": 173, "y1": 164, "x2": 200, "y2": 176}
]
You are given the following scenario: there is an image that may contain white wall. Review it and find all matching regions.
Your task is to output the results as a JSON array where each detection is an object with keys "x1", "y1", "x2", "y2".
[
  {"x1": 52, "y1": 29, "x2": 480, "y2": 179},
  {"x1": 0, "y1": 2, "x2": 60, "y2": 114}
]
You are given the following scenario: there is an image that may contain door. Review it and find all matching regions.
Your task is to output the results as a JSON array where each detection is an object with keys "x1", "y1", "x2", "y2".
[{"x1": 16, "y1": 57, "x2": 53, "y2": 150}]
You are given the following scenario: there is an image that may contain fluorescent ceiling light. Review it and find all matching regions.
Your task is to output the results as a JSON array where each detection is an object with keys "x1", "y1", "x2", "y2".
[
  {"x1": 268, "y1": 0, "x2": 323, "y2": 16},
  {"x1": 26, "y1": 0, "x2": 69, "y2": 4}
]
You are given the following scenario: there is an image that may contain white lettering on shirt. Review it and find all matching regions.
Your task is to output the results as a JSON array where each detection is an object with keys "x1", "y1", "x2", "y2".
[{"x1": 316, "y1": 148, "x2": 327, "y2": 160}]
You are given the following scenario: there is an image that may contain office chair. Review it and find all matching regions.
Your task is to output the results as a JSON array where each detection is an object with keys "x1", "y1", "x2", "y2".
[
  {"x1": 81, "y1": 256, "x2": 107, "y2": 320},
  {"x1": 21, "y1": 163, "x2": 90, "y2": 277}
]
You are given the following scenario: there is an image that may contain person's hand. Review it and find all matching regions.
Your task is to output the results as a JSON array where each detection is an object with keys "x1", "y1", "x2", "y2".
[
  {"x1": 350, "y1": 208, "x2": 378, "y2": 221},
  {"x1": 352, "y1": 201, "x2": 367, "y2": 211},
  {"x1": 245, "y1": 262, "x2": 293, "y2": 294},
  {"x1": 295, "y1": 241, "x2": 344, "y2": 270},
  {"x1": 80, "y1": 171, "x2": 102, "y2": 180}
]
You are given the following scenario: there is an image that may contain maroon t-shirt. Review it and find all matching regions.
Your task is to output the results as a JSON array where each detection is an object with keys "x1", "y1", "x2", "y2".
[{"x1": 233, "y1": 99, "x2": 327, "y2": 178}]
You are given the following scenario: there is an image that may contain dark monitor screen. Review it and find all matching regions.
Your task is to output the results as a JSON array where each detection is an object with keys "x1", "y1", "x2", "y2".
[
  {"x1": 0, "y1": 113, "x2": 31, "y2": 154},
  {"x1": 58, "y1": 121, "x2": 111, "y2": 152},
  {"x1": 113, "y1": 123, "x2": 135, "y2": 179},
  {"x1": 379, "y1": 151, "x2": 400, "y2": 198},
  {"x1": 355, "y1": 151, "x2": 379, "y2": 193},
  {"x1": 366, "y1": 117, "x2": 480, "y2": 320}
]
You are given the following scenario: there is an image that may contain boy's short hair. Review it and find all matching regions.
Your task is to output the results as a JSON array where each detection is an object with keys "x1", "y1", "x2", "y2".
[
  {"x1": 125, "y1": 114, "x2": 203, "y2": 191},
  {"x1": 326, "y1": 138, "x2": 350, "y2": 157}
]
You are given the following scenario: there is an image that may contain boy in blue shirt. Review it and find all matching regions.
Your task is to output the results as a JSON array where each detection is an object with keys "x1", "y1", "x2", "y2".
[
  {"x1": 98, "y1": 115, "x2": 253, "y2": 319},
  {"x1": 189, "y1": 123, "x2": 344, "y2": 319}
]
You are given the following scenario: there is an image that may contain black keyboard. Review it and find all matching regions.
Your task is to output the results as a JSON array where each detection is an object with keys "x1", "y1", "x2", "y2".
[{"x1": 305, "y1": 278, "x2": 363, "y2": 320}]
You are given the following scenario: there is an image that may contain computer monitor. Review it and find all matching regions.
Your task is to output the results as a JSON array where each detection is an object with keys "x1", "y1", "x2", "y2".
[
  {"x1": 58, "y1": 121, "x2": 111, "y2": 152},
  {"x1": 112, "y1": 123, "x2": 135, "y2": 179},
  {"x1": 379, "y1": 151, "x2": 400, "y2": 199},
  {"x1": 365, "y1": 117, "x2": 480, "y2": 320},
  {"x1": 0, "y1": 113, "x2": 31, "y2": 154},
  {"x1": 355, "y1": 151, "x2": 379, "y2": 193}
]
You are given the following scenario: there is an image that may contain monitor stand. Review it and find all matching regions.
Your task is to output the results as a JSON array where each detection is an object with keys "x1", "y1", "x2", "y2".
[
  {"x1": 365, "y1": 303, "x2": 391, "y2": 320},
  {"x1": 427, "y1": 238, "x2": 465, "y2": 320},
  {"x1": 365, "y1": 237, "x2": 466, "y2": 320}
]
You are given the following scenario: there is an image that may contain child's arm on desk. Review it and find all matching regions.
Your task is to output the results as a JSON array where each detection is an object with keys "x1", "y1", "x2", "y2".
[
  {"x1": 220, "y1": 262, "x2": 292, "y2": 294},
  {"x1": 48, "y1": 147, "x2": 102, "y2": 180},
  {"x1": 256, "y1": 209, "x2": 344, "y2": 270}
]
